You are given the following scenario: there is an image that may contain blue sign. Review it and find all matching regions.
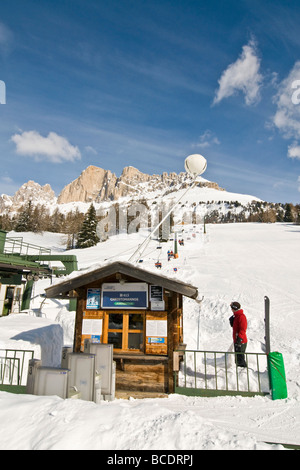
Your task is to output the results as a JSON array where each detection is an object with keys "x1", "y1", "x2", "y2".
[
  {"x1": 91, "y1": 335, "x2": 101, "y2": 343},
  {"x1": 148, "y1": 337, "x2": 165, "y2": 344},
  {"x1": 101, "y1": 283, "x2": 148, "y2": 309}
]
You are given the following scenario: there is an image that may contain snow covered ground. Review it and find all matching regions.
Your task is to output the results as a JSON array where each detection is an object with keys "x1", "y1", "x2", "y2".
[{"x1": 0, "y1": 223, "x2": 299, "y2": 450}]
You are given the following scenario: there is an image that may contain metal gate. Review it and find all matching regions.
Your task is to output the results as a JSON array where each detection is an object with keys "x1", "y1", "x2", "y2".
[
  {"x1": 0, "y1": 349, "x2": 34, "y2": 393},
  {"x1": 174, "y1": 349, "x2": 270, "y2": 397}
]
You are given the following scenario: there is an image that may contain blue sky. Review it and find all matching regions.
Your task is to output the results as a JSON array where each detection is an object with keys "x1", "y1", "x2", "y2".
[{"x1": 1, "y1": 0, "x2": 300, "y2": 203}]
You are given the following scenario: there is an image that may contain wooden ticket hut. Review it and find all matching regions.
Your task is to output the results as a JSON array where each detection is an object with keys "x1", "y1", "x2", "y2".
[{"x1": 45, "y1": 261, "x2": 198, "y2": 396}]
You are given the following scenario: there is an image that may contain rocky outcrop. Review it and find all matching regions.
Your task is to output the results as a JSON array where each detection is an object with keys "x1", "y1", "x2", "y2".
[
  {"x1": 56, "y1": 165, "x2": 150, "y2": 203},
  {"x1": 57, "y1": 166, "x2": 115, "y2": 203},
  {"x1": 57, "y1": 165, "x2": 224, "y2": 204},
  {"x1": 0, "y1": 165, "x2": 225, "y2": 213},
  {"x1": 0, "y1": 181, "x2": 56, "y2": 213},
  {"x1": 13, "y1": 181, "x2": 56, "y2": 205}
]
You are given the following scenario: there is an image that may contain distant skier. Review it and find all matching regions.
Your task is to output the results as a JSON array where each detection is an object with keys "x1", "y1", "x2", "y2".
[{"x1": 229, "y1": 301, "x2": 247, "y2": 367}]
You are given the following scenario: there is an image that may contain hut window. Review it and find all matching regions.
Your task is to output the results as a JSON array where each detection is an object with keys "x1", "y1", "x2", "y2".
[
  {"x1": 129, "y1": 313, "x2": 143, "y2": 330},
  {"x1": 128, "y1": 332, "x2": 143, "y2": 350},
  {"x1": 108, "y1": 314, "x2": 123, "y2": 350},
  {"x1": 108, "y1": 332, "x2": 123, "y2": 349},
  {"x1": 128, "y1": 313, "x2": 144, "y2": 350},
  {"x1": 106, "y1": 312, "x2": 144, "y2": 352},
  {"x1": 109, "y1": 314, "x2": 123, "y2": 329}
]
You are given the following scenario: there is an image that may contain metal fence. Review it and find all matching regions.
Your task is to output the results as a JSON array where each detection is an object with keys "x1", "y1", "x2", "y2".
[
  {"x1": 0, "y1": 349, "x2": 34, "y2": 393},
  {"x1": 174, "y1": 349, "x2": 270, "y2": 397}
]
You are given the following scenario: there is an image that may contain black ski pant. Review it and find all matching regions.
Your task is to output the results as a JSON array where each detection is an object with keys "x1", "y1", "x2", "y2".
[{"x1": 234, "y1": 342, "x2": 247, "y2": 367}]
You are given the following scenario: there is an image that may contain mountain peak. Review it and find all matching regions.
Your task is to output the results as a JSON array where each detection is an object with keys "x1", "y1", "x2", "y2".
[
  {"x1": 0, "y1": 165, "x2": 260, "y2": 217},
  {"x1": 13, "y1": 180, "x2": 56, "y2": 205},
  {"x1": 57, "y1": 166, "x2": 115, "y2": 204}
]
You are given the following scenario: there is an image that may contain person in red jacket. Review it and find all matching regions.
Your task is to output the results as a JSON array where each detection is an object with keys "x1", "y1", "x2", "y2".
[{"x1": 229, "y1": 301, "x2": 248, "y2": 367}]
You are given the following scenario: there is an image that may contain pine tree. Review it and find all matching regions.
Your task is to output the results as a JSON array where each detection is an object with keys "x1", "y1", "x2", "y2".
[
  {"x1": 295, "y1": 204, "x2": 300, "y2": 225},
  {"x1": 76, "y1": 204, "x2": 100, "y2": 248},
  {"x1": 283, "y1": 203, "x2": 294, "y2": 222},
  {"x1": 15, "y1": 200, "x2": 34, "y2": 232}
]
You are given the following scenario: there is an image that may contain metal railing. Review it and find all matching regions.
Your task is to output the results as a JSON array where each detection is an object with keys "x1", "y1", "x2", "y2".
[
  {"x1": 4, "y1": 237, "x2": 51, "y2": 257},
  {"x1": 174, "y1": 349, "x2": 270, "y2": 397},
  {"x1": 0, "y1": 349, "x2": 34, "y2": 389}
]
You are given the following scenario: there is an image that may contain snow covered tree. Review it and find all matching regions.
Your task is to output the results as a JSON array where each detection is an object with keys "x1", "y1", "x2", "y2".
[{"x1": 76, "y1": 204, "x2": 100, "y2": 248}]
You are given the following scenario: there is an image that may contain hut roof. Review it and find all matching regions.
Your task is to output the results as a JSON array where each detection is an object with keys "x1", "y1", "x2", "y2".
[{"x1": 45, "y1": 261, "x2": 198, "y2": 299}]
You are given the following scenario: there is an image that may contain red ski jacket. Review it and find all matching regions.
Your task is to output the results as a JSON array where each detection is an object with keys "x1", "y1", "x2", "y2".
[{"x1": 232, "y1": 309, "x2": 247, "y2": 344}]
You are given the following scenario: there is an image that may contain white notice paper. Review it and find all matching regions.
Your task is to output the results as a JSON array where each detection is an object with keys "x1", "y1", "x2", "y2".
[
  {"x1": 146, "y1": 320, "x2": 167, "y2": 337},
  {"x1": 82, "y1": 319, "x2": 103, "y2": 336}
]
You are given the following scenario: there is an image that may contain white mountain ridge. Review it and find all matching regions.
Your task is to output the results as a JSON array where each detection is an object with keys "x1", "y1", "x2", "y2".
[{"x1": 0, "y1": 165, "x2": 261, "y2": 217}]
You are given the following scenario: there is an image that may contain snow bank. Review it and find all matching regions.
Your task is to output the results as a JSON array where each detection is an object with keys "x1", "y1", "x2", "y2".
[
  {"x1": 0, "y1": 392, "x2": 296, "y2": 450},
  {"x1": 0, "y1": 314, "x2": 63, "y2": 367}
]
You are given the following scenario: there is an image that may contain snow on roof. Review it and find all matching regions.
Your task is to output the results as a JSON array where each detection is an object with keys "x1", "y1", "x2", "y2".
[{"x1": 45, "y1": 260, "x2": 199, "y2": 299}]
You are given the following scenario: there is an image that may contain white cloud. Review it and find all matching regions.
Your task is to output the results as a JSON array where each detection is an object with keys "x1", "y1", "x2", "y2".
[
  {"x1": 1, "y1": 175, "x2": 13, "y2": 184},
  {"x1": 11, "y1": 130, "x2": 81, "y2": 163},
  {"x1": 288, "y1": 143, "x2": 300, "y2": 160},
  {"x1": 0, "y1": 175, "x2": 19, "y2": 196},
  {"x1": 193, "y1": 130, "x2": 220, "y2": 148},
  {"x1": 0, "y1": 22, "x2": 13, "y2": 55},
  {"x1": 272, "y1": 61, "x2": 300, "y2": 139},
  {"x1": 271, "y1": 61, "x2": 300, "y2": 163},
  {"x1": 213, "y1": 39, "x2": 263, "y2": 106},
  {"x1": 85, "y1": 145, "x2": 98, "y2": 155}
]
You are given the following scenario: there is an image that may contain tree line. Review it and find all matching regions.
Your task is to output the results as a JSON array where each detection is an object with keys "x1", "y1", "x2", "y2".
[
  {"x1": 203, "y1": 201, "x2": 300, "y2": 224},
  {"x1": 0, "y1": 200, "x2": 299, "y2": 250}
]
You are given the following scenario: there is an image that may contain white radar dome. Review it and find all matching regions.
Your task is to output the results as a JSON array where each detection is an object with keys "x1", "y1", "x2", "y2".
[{"x1": 184, "y1": 154, "x2": 207, "y2": 176}]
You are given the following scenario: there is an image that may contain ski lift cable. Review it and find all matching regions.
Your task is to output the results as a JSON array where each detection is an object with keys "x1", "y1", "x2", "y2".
[
  {"x1": 104, "y1": 243, "x2": 140, "y2": 261},
  {"x1": 128, "y1": 175, "x2": 199, "y2": 264}
]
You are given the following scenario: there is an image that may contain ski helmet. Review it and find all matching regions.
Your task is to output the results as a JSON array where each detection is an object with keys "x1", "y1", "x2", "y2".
[{"x1": 230, "y1": 301, "x2": 241, "y2": 311}]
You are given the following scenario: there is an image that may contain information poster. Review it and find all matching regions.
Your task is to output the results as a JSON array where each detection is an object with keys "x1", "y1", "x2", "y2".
[
  {"x1": 86, "y1": 288, "x2": 101, "y2": 310},
  {"x1": 82, "y1": 319, "x2": 103, "y2": 344},
  {"x1": 149, "y1": 285, "x2": 163, "y2": 302},
  {"x1": 149, "y1": 285, "x2": 165, "y2": 311}
]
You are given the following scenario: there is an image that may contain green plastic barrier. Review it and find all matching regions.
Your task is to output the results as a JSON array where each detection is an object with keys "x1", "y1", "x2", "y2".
[{"x1": 268, "y1": 352, "x2": 288, "y2": 400}]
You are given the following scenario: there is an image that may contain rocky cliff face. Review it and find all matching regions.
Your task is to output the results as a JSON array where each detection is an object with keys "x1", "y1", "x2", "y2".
[
  {"x1": 57, "y1": 165, "x2": 223, "y2": 204},
  {"x1": 57, "y1": 166, "x2": 115, "y2": 204},
  {"x1": 0, "y1": 165, "x2": 224, "y2": 213},
  {"x1": 57, "y1": 165, "x2": 157, "y2": 203}
]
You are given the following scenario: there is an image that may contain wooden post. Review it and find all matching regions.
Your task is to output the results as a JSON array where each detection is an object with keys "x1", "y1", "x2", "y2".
[
  {"x1": 167, "y1": 292, "x2": 182, "y2": 392},
  {"x1": 73, "y1": 288, "x2": 86, "y2": 352}
]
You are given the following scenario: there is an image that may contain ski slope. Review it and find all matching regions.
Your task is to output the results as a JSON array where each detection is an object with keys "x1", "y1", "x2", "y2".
[{"x1": 0, "y1": 223, "x2": 299, "y2": 450}]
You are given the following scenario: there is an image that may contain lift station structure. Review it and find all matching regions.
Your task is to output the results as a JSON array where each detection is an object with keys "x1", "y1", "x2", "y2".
[{"x1": 0, "y1": 230, "x2": 78, "y2": 315}]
